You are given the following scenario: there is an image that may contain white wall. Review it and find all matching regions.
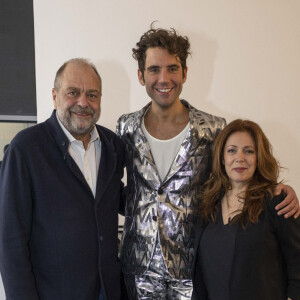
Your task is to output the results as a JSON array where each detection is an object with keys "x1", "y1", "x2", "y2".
[
  {"x1": 1, "y1": 0, "x2": 300, "y2": 297},
  {"x1": 33, "y1": 0, "x2": 300, "y2": 193}
]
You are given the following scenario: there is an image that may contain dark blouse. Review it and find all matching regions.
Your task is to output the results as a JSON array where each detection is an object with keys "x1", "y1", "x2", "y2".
[
  {"x1": 198, "y1": 207, "x2": 238, "y2": 300},
  {"x1": 192, "y1": 193, "x2": 300, "y2": 300}
]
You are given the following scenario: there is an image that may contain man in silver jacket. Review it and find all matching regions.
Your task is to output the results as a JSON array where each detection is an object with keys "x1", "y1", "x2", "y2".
[{"x1": 116, "y1": 26, "x2": 299, "y2": 299}]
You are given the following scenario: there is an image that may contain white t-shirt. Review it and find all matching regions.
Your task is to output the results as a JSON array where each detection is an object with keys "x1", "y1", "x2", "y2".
[{"x1": 142, "y1": 118, "x2": 190, "y2": 181}]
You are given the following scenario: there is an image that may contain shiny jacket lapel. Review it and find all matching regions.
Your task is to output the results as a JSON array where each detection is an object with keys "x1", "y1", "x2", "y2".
[
  {"x1": 130, "y1": 103, "x2": 161, "y2": 187},
  {"x1": 133, "y1": 101, "x2": 213, "y2": 185},
  {"x1": 164, "y1": 100, "x2": 217, "y2": 183}
]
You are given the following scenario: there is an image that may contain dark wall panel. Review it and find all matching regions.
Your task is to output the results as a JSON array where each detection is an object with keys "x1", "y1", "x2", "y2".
[{"x1": 0, "y1": 0, "x2": 37, "y2": 121}]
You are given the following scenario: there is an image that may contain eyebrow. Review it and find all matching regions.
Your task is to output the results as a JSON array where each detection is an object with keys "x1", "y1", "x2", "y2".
[
  {"x1": 147, "y1": 65, "x2": 160, "y2": 71},
  {"x1": 226, "y1": 145, "x2": 255, "y2": 148},
  {"x1": 66, "y1": 87, "x2": 80, "y2": 91},
  {"x1": 86, "y1": 89, "x2": 101, "y2": 95},
  {"x1": 167, "y1": 64, "x2": 180, "y2": 69},
  {"x1": 147, "y1": 63, "x2": 181, "y2": 71},
  {"x1": 66, "y1": 87, "x2": 100, "y2": 94}
]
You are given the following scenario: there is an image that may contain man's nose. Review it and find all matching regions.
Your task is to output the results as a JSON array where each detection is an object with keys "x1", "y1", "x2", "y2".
[
  {"x1": 77, "y1": 93, "x2": 89, "y2": 107},
  {"x1": 158, "y1": 68, "x2": 170, "y2": 82}
]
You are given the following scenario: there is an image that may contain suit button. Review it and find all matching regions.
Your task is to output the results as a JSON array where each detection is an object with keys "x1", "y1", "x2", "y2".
[
  {"x1": 158, "y1": 188, "x2": 163, "y2": 195},
  {"x1": 99, "y1": 236, "x2": 103, "y2": 241},
  {"x1": 152, "y1": 216, "x2": 157, "y2": 221}
]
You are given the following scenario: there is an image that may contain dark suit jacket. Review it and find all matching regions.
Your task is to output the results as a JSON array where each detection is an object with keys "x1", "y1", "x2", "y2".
[
  {"x1": 192, "y1": 194, "x2": 300, "y2": 300},
  {"x1": 0, "y1": 111, "x2": 125, "y2": 300}
]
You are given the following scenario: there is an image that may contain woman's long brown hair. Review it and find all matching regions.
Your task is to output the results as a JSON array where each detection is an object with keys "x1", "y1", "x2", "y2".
[{"x1": 199, "y1": 119, "x2": 280, "y2": 228}]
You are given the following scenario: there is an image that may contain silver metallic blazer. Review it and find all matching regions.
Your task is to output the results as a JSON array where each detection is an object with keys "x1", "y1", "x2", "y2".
[{"x1": 116, "y1": 100, "x2": 226, "y2": 279}]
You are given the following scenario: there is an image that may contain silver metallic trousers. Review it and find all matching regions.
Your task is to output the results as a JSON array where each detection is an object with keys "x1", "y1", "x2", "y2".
[{"x1": 124, "y1": 238, "x2": 193, "y2": 299}]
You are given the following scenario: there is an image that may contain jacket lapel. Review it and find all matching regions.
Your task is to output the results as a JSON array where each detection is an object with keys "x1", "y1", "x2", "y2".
[
  {"x1": 133, "y1": 104, "x2": 162, "y2": 187},
  {"x1": 163, "y1": 101, "x2": 204, "y2": 183},
  {"x1": 133, "y1": 100, "x2": 213, "y2": 186},
  {"x1": 46, "y1": 110, "x2": 94, "y2": 198}
]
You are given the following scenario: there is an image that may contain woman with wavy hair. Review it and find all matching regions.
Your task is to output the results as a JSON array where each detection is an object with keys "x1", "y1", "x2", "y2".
[{"x1": 192, "y1": 119, "x2": 300, "y2": 300}]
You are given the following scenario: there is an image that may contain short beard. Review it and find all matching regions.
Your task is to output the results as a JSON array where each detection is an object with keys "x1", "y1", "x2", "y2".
[{"x1": 58, "y1": 106, "x2": 100, "y2": 139}]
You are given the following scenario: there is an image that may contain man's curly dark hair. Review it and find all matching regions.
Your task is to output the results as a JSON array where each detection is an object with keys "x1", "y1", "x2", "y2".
[{"x1": 132, "y1": 24, "x2": 191, "y2": 79}]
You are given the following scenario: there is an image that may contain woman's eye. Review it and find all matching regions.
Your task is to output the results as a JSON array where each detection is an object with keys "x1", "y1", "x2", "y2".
[{"x1": 245, "y1": 150, "x2": 254, "y2": 154}]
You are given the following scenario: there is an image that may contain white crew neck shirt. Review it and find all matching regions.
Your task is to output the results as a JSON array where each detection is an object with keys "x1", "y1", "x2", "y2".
[{"x1": 142, "y1": 118, "x2": 190, "y2": 181}]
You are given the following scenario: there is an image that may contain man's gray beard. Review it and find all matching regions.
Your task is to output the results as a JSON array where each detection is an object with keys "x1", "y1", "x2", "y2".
[
  {"x1": 59, "y1": 109, "x2": 100, "y2": 138},
  {"x1": 67, "y1": 119, "x2": 94, "y2": 136}
]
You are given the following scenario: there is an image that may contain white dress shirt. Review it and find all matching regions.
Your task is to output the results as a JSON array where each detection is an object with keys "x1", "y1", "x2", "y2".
[{"x1": 57, "y1": 115, "x2": 101, "y2": 197}]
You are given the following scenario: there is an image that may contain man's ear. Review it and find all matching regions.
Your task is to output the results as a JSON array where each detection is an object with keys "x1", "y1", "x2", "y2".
[
  {"x1": 52, "y1": 88, "x2": 58, "y2": 109},
  {"x1": 138, "y1": 69, "x2": 145, "y2": 86},
  {"x1": 183, "y1": 67, "x2": 188, "y2": 83}
]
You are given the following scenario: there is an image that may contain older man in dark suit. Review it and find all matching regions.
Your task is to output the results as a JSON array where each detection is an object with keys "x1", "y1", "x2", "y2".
[{"x1": 0, "y1": 58, "x2": 125, "y2": 299}]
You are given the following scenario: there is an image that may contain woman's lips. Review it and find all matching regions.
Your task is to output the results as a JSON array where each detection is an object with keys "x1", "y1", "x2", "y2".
[{"x1": 233, "y1": 167, "x2": 247, "y2": 173}]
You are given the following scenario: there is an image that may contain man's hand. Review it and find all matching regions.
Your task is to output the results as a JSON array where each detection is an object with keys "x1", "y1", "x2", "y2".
[{"x1": 275, "y1": 184, "x2": 300, "y2": 219}]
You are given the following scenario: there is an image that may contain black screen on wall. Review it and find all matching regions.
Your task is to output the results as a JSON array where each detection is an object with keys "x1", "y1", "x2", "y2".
[{"x1": 0, "y1": 0, "x2": 37, "y2": 122}]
